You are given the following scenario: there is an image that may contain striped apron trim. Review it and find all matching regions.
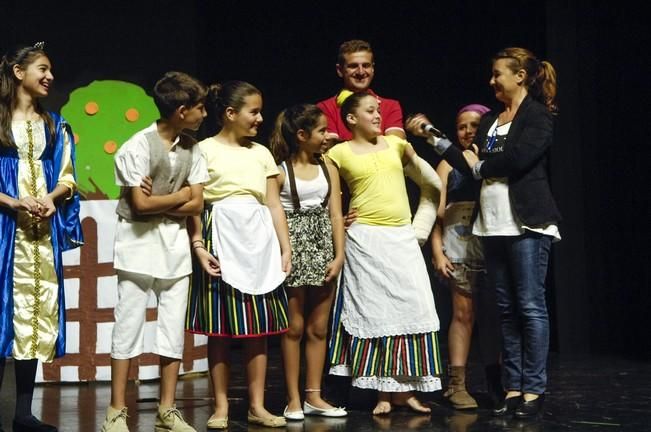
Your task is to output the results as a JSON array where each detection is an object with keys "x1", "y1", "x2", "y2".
[
  {"x1": 185, "y1": 207, "x2": 289, "y2": 337},
  {"x1": 328, "y1": 282, "x2": 442, "y2": 377}
]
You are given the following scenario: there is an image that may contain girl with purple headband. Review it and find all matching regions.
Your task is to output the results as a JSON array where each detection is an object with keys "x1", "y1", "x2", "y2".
[
  {"x1": 407, "y1": 104, "x2": 502, "y2": 410},
  {"x1": 433, "y1": 104, "x2": 503, "y2": 410}
]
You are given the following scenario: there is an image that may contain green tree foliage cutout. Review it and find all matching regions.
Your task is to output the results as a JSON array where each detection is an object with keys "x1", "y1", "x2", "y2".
[{"x1": 62, "y1": 80, "x2": 159, "y2": 199}]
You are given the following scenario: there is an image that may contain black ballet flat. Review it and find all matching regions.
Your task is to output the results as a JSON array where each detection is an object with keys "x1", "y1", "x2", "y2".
[
  {"x1": 492, "y1": 395, "x2": 522, "y2": 416},
  {"x1": 12, "y1": 416, "x2": 58, "y2": 432},
  {"x1": 514, "y1": 394, "x2": 545, "y2": 418}
]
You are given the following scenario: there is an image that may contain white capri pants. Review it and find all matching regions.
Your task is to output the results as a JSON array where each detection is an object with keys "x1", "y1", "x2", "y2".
[{"x1": 111, "y1": 270, "x2": 189, "y2": 360}]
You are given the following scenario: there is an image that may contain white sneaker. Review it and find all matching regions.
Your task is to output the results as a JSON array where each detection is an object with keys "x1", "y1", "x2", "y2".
[{"x1": 100, "y1": 406, "x2": 129, "y2": 432}]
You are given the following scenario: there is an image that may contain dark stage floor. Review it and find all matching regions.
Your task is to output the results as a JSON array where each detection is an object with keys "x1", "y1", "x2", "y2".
[{"x1": 1, "y1": 347, "x2": 650, "y2": 431}]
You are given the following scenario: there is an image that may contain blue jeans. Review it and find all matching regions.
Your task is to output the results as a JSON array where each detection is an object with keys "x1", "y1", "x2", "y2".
[{"x1": 482, "y1": 232, "x2": 552, "y2": 394}]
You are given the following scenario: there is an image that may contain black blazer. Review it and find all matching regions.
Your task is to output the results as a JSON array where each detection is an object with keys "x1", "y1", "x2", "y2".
[{"x1": 442, "y1": 95, "x2": 561, "y2": 227}]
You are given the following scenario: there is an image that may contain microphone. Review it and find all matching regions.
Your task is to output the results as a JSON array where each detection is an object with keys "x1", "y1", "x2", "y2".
[{"x1": 421, "y1": 123, "x2": 446, "y2": 139}]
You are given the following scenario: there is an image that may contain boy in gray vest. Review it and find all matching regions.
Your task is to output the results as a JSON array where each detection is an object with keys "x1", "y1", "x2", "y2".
[{"x1": 101, "y1": 72, "x2": 208, "y2": 432}]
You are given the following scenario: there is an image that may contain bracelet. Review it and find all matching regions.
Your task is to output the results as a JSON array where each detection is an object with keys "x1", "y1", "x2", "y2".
[
  {"x1": 193, "y1": 245, "x2": 207, "y2": 252},
  {"x1": 192, "y1": 240, "x2": 204, "y2": 246}
]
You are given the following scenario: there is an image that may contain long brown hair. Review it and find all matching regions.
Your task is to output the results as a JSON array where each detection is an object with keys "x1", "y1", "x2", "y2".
[
  {"x1": 269, "y1": 104, "x2": 324, "y2": 164},
  {"x1": 0, "y1": 45, "x2": 55, "y2": 147},
  {"x1": 494, "y1": 47, "x2": 558, "y2": 113}
]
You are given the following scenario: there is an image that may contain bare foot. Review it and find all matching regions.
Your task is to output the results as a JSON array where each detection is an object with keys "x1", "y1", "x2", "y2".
[
  {"x1": 392, "y1": 392, "x2": 431, "y2": 413},
  {"x1": 373, "y1": 401, "x2": 392, "y2": 415},
  {"x1": 373, "y1": 392, "x2": 392, "y2": 415},
  {"x1": 404, "y1": 396, "x2": 431, "y2": 413}
]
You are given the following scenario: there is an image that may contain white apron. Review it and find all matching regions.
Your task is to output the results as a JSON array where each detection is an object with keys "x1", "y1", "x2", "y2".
[
  {"x1": 340, "y1": 223, "x2": 440, "y2": 339},
  {"x1": 210, "y1": 196, "x2": 286, "y2": 295}
]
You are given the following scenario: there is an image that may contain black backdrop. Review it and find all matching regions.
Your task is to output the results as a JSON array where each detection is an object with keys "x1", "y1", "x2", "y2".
[{"x1": 2, "y1": 1, "x2": 648, "y2": 359}]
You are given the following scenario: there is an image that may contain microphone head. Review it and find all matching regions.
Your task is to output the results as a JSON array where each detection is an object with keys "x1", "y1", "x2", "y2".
[{"x1": 422, "y1": 123, "x2": 443, "y2": 137}]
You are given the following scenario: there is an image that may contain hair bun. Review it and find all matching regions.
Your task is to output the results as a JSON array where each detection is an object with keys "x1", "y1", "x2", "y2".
[{"x1": 207, "y1": 83, "x2": 222, "y2": 103}]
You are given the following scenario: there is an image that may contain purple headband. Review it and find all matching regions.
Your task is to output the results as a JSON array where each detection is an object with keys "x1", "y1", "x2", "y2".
[{"x1": 457, "y1": 103, "x2": 491, "y2": 117}]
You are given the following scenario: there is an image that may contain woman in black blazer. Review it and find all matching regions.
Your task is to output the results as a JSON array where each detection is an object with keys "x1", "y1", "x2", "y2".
[{"x1": 409, "y1": 47, "x2": 560, "y2": 418}]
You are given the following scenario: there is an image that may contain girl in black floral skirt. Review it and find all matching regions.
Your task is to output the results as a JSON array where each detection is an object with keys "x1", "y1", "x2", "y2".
[{"x1": 270, "y1": 104, "x2": 347, "y2": 420}]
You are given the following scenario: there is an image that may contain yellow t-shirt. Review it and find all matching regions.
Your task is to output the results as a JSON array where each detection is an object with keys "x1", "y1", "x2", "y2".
[
  {"x1": 199, "y1": 137, "x2": 279, "y2": 204},
  {"x1": 327, "y1": 135, "x2": 411, "y2": 226}
]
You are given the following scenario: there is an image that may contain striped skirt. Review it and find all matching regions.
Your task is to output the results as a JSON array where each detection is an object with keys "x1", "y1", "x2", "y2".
[
  {"x1": 328, "y1": 277, "x2": 443, "y2": 392},
  {"x1": 185, "y1": 207, "x2": 289, "y2": 338}
]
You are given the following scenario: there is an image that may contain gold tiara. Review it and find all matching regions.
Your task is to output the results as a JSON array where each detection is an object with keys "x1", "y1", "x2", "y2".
[{"x1": 33, "y1": 41, "x2": 45, "y2": 50}]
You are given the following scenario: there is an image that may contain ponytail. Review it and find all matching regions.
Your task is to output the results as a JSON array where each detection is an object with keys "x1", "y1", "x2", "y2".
[
  {"x1": 537, "y1": 60, "x2": 558, "y2": 113},
  {"x1": 269, "y1": 110, "x2": 290, "y2": 163},
  {"x1": 203, "y1": 83, "x2": 223, "y2": 137}
]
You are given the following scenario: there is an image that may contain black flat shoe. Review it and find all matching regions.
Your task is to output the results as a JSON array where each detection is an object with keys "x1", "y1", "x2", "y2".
[
  {"x1": 514, "y1": 394, "x2": 545, "y2": 418},
  {"x1": 492, "y1": 395, "x2": 521, "y2": 416},
  {"x1": 12, "y1": 416, "x2": 58, "y2": 432}
]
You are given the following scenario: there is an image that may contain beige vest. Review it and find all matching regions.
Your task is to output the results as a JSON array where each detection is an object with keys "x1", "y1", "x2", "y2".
[{"x1": 116, "y1": 130, "x2": 194, "y2": 222}]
